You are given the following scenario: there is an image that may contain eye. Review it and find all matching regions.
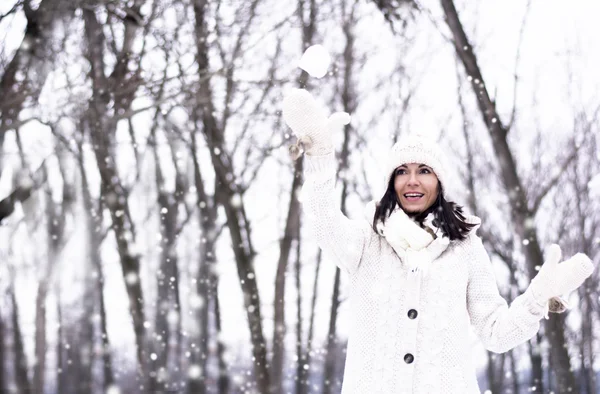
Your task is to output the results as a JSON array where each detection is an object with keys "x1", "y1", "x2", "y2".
[
  {"x1": 419, "y1": 168, "x2": 432, "y2": 174},
  {"x1": 395, "y1": 168, "x2": 407, "y2": 175}
]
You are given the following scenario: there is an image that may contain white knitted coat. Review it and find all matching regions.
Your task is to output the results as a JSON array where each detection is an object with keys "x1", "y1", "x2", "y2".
[{"x1": 302, "y1": 154, "x2": 546, "y2": 394}]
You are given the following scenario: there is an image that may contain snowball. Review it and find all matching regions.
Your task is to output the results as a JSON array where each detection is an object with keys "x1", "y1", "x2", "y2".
[{"x1": 298, "y1": 45, "x2": 331, "y2": 78}]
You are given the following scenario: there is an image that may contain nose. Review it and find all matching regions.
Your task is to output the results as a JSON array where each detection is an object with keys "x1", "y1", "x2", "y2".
[{"x1": 407, "y1": 172, "x2": 420, "y2": 186}]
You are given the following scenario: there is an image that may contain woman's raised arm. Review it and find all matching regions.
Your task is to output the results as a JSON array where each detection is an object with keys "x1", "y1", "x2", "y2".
[{"x1": 283, "y1": 89, "x2": 372, "y2": 276}]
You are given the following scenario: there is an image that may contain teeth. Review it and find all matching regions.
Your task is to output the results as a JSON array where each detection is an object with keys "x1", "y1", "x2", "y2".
[{"x1": 405, "y1": 193, "x2": 423, "y2": 197}]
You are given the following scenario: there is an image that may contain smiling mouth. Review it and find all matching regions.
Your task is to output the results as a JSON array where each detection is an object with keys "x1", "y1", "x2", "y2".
[{"x1": 403, "y1": 193, "x2": 424, "y2": 201}]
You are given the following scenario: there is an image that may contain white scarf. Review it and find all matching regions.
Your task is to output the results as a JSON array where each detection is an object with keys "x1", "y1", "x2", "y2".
[{"x1": 365, "y1": 200, "x2": 450, "y2": 274}]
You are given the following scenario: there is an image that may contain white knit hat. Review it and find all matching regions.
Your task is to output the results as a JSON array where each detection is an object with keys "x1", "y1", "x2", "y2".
[{"x1": 384, "y1": 133, "x2": 454, "y2": 200}]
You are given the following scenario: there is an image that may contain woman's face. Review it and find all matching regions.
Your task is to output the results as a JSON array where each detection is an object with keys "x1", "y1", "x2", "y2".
[{"x1": 393, "y1": 163, "x2": 439, "y2": 213}]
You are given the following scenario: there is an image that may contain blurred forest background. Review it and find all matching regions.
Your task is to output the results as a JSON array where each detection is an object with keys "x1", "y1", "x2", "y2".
[{"x1": 0, "y1": 0, "x2": 599, "y2": 393}]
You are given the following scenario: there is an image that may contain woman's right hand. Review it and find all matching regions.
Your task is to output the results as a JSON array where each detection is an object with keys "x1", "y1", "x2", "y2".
[{"x1": 282, "y1": 88, "x2": 350, "y2": 158}]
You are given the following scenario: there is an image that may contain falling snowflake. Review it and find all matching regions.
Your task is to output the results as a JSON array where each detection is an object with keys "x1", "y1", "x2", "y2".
[
  {"x1": 232, "y1": 374, "x2": 245, "y2": 384},
  {"x1": 230, "y1": 193, "x2": 242, "y2": 208},
  {"x1": 106, "y1": 385, "x2": 121, "y2": 394},
  {"x1": 167, "y1": 310, "x2": 179, "y2": 325},
  {"x1": 189, "y1": 293, "x2": 205, "y2": 309},
  {"x1": 188, "y1": 364, "x2": 202, "y2": 379},
  {"x1": 125, "y1": 272, "x2": 139, "y2": 285}
]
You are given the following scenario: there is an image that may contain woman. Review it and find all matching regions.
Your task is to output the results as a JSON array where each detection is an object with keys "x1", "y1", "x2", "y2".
[{"x1": 282, "y1": 88, "x2": 595, "y2": 394}]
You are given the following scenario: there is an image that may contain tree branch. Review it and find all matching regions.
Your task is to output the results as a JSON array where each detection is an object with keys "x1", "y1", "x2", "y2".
[
  {"x1": 531, "y1": 146, "x2": 578, "y2": 214},
  {"x1": 0, "y1": 0, "x2": 23, "y2": 22}
]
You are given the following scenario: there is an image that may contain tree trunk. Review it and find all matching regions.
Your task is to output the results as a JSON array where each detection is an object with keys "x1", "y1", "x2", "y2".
[
  {"x1": 79, "y1": 262, "x2": 96, "y2": 393},
  {"x1": 295, "y1": 239, "x2": 304, "y2": 394},
  {"x1": 214, "y1": 285, "x2": 230, "y2": 394},
  {"x1": 189, "y1": 129, "x2": 221, "y2": 394},
  {"x1": 486, "y1": 352, "x2": 505, "y2": 394},
  {"x1": 322, "y1": 268, "x2": 341, "y2": 394},
  {"x1": 78, "y1": 139, "x2": 115, "y2": 391},
  {"x1": 572, "y1": 154, "x2": 597, "y2": 394},
  {"x1": 272, "y1": 0, "x2": 319, "y2": 389},
  {"x1": 0, "y1": 311, "x2": 4, "y2": 394},
  {"x1": 82, "y1": 5, "x2": 148, "y2": 377},
  {"x1": 527, "y1": 334, "x2": 544, "y2": 393},
  {"x1": 273, "y1": 157, "x2": 303, "y2": 394},
  {"x1": 0, "y1": 0, "x2": 75, "y2": 178},
  {"x1": 97, "y1": 265, "x2": 115, "y2": 391},
  {"x1": 34, "y1": 165, "x2": 70, "y2": 394},
  {"x1": 189, "y1": 244, "x2": 212, "y2": 394},
  {"x1": 149, "y1": 120, "x2": 185, "y2": 392},
  {"x1": 192, "y1": 1, "x2": 270, "y2": 392},
  {"x1": 10, "y1": 283, "x2": 31, "y2": 394},
  {"x1": 32, "y1": 280, "x2": 48, "y2": 394},
  {"x1": 301, "y1": 250, "x2": 322, "y2": 394},
  {"x1": 56, "y1": 286, "x2": 66, "y2": 394},
  {"x1": 581, "y1": 290, "x2": 596, "y2": 394},
  {"x1": 321, "y1": 4, "x2": 358, "y2": 391},
  {"x1": 509, "y1": 349, "x2": 520, "y2": 394},
  {"x1": 438, "y1": 0, "x2": 578, "y2": 391}
]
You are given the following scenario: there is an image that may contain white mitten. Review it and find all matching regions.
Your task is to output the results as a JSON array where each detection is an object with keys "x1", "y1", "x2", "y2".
[
  {"x1": 529, "y1": 244, "x2": 594, "y2": 311},
  {"x1": 282, "y1": 88, "x2": 350, "y2": 158}
]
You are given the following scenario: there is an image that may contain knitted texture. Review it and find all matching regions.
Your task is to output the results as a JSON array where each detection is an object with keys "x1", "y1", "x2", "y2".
[
  {"x1": 374, "y1": 205, "x2": 436, "y2": 250},
  {"x1": 282, "y1": 88, "x2": 350, "y2": 156},
  {"x1": 386, "y1": 134, "x2": 454, "y2": 199},
  {"x1": 302, "y1": 153, "x2": 546, "y2": 394},
  {"x1": 530, "y1": 244, "x2": 594, "y2": 305}
]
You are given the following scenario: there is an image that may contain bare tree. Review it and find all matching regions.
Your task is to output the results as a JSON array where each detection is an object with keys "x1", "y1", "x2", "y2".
[
  {"x1": 189, "y1": 124, "x2": 223, "y2": 394},
  {"x1": 81, "y1": 0, "x2": 151, "y2": 379},
  {"x1": 321, "y1": 2, "x2": 361, "y2": 393},
  {"x1": 294, "y1": 238, "x2": 304, "y2": 394},
  {"x1": 0, "y1": 308, "x2": 4, "y2": 393},
  {"x1": 0, "y1": 161, "x2": 46, "y2": 223},
  {"x1": 56, "y1": 286, "x2": 66, "y2": 394},
  {"x1": 567, "y1": 118, "x2": 599, "y2": 394},
  {"x1": 0, "y1": 0, "x2": 77, "y2": 179},
  {"x1": 75, "y1": 129, "x2": 115, "y2": 392},
  {"x1": 192, "y1": 0, "x2": 272, "y2": 392},
  {"x1": 9, "y1": 277, "x2": 31, "y2": 394},
  {"x1": 147, "y1": 110, "x2": 188, "y2": 392},
  {"x1": 302, "y1": 248, "x2": 322, "y2": 392},
  {"x1": 31, "y1": 158, "x2": 73, "y2": 394},
  {"x1": 273, "y1": 0, "x2": 319, "y2": 390}
]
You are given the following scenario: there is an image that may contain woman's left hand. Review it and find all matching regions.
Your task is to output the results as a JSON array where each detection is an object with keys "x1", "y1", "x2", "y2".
[{"x1": 529, "y1": 244, "x2": 595, "y2": 305}]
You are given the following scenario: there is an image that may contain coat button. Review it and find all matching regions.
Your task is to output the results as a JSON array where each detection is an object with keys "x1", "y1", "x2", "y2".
[
  {"x1": 407, "y1": 309, "x2": 418, "y2": 319},
  {"x1": 404, "y1": 353, "x2": 414, "y2": 364}
]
